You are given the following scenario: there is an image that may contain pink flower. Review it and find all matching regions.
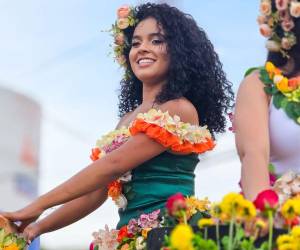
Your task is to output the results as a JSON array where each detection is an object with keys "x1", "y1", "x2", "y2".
[
  {"x1": 166, "y1": 193, "x2": 187, "y2": 216},
  {"x1": 260, "y1": 0, "x2": 272, "y2": 16},
  {"x1": 117, "y1": 18, "x2": 130, "y2": 30},
  {"x1": 253, "y1": 189, "x2": 279, "y2": 212},
  {"x1": 137, "y1": 209, "x2": 160, "y2": 229},
  {"x1": 127, "y1": 219, "x2": 139, "y2": 234},
  {"x1": 117, "y1": 5, "x2": 131, "y2": 19},
  {"x1": 275, "y1": 0, "x2": 290, "y2": 11},
  {"x1": 115, "y1": 33, "x2": 125, "y2": 46},
  {"x1": 259, "y1": 24, "x2": 273, "y2": 37},
  {"x1": 91, "y1": 225, "x2": 119, "y2": 250},
  {"x1": 257, "y1": 15, "x2": 267, "y2": 25},
  {"x1": 279, "y1": 9, "x2": 290, "y2": 20},
  {"x1": 290, "y1": 1, "x2": 300, "y2": 18},
  {"x1": 281, "y1": 18, "x2": 295, "y2": 31}
]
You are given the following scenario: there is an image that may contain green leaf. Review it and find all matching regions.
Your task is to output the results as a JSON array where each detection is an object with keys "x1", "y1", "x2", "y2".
[
  {"x1": 260, "y1": 69, "x2": 273, "y2": 85},
  {"x1": 244, "y1": 67, "x2": 260, "y2": 77},
  {"x1": 285, "y1": 102, "x2": 297, "y2": 119},
  {"x1": 0, "y1": 229, "x2": 5, "y2": 243},
  {"x1": 273, "y1": 93, "x2": 284, "y2": 109}
]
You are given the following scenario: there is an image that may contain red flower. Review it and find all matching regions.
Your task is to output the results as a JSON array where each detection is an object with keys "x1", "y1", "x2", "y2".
[
  {"x1": 285, "y1": 217, "x2": 300, "y2": 227},
  {"x1": 108, "y1": 180, "x2": 122, "y2": 200},
  {"x1": 89, "y1": 243, "x2": 94, "y2": 250},
  {"x1": 253, "y1": 189, "x2": 279, "y2": 211},
  {"x1": 117, "y1": 225, "x2": 133, "y2": 243},
  {"x1": 90, "y1": 148, "x2": 101, "y2": 161},
  {"x1": 166, "y1": 193, "x2": 187, "y2": 216}
]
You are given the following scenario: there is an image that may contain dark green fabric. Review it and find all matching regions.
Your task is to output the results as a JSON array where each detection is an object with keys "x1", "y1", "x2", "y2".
[{"x1": 117, "y1": 151, "x2": 199, "y2": 229}]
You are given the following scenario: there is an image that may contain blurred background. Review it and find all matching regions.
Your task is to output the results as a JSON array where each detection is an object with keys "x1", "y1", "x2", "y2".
[{"x1": 0, "y1": 0, "x2": 266, "y2": 249}]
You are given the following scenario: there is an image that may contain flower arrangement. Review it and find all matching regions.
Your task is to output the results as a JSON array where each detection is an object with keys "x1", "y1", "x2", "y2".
[
  {"x1": 108, "y1": 5, "x2": 138, "y2": 80},
  {"x1": 245, "y1": 61, "x2": 300, "y2": 125},
  {"x1": 0, "y1": 217, "x2": 26, "y2": 250},
  {"x1": 258, "y1": 0, "x2": 300, "y2": 56},
  {"x1": 90, "y1": 195, "x2": 210, "y2": 250},
  {"x1": 161, "y1": 189, "x2": 300, "y2": 250}
]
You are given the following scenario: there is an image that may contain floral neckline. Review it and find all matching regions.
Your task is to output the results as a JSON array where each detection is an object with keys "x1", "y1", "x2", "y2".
[
  {"x1": 89, "y1": 108, "x2": 215, "y2": 209},
  {"x1": 246, "y1": 62, "x2": 300, "y2": 125}
]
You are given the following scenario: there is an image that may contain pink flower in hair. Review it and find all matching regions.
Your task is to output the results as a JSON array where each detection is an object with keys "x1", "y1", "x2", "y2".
[
  {"x1": 281, "y1": 18, "x2": 295, "y2": 32},
  {"x1": 275, "y1": 0, "x2": 290, "y2": 11}
]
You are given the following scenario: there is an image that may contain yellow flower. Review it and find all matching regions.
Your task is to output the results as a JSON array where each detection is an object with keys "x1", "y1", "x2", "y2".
[
  {"x1": 220, "y1": 193, "x2": 245, "y2": 217},
  {"x1": 277, "y1": 234, "x2": 294, "y2": 245},
  {"x1": 291, "y1": 226, "x2": 300, "y2": 240},
  {"x1": 266, "y1": 61, "x2": 275, "y2": 74},
  {"x1": 170, "y1": 224, "x2": 194, "y2": 250},
  {"x1": 185, "y1": 196, "x2": 210, "y2": 219},
  {"x1": 141, "y1": 228, "x2": 151, "y2": 239},
  {"x1": 237, "y1": 200, "x2": 257, "y2": 221},
  {"x1": 281, "y1": 199, "x2": 300, "y2": 220},
  {"x1": 3, "y1": 244, "x2": 19, "y2": 250},
  {"x1": 255, "y1": 218, "x2": 267, "y2": 230},
  {"x1": 275, "y1": 75, "x2": 292, "y2": 93},
  {"x1": 198, "y1": 218, "x2": 215, "y2": 228},
  {"x1": 278, "y1": 243, "x2": 298, "y2": 250},
  {"x1": 210, "y1": 203, "x2": 222, "y2": 219}
]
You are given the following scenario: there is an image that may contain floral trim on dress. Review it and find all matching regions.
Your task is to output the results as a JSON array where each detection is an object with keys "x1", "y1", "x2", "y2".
[
  {"x1": 90, "y1": 109, "x2": 215, "y2": 210},
  {"x1": 129, "y1": 109, "x2": 215, "y2": 154},
  {"x1": 90, "y1": 127, "x2": 131, "y2": 210},
  {"x1": 246, "y1": 62, "x2": 300, "y2": 125}
]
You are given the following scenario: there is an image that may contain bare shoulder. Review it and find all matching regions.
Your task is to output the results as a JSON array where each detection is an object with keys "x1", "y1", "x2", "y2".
[
  {"x1": 115, "y1": 111, "x2": 133, "y2": 129},
  {"x1": 157, "y1": 98, "x2": 199, "y2": 125},
  {"x1": 237, "y1": 70, "x2": 267, "y2": 99}
]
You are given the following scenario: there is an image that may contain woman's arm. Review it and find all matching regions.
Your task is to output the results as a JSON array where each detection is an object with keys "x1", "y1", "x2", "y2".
[
  {"x1": 22, "y1": 188, "x2": 107, "y2": 241},
  {"x1": 235, "y1": 72, "x2": 271, "y2": 201}
]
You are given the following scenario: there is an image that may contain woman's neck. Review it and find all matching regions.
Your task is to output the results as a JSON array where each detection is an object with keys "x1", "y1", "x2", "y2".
[{"x1": 141, "y1": 81, "x2": 164, "y2": 105}]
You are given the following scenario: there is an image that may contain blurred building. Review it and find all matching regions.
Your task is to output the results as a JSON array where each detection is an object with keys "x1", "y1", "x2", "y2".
[{"x1": 0, "y1": 86, "x2": 41, "y2": 249}]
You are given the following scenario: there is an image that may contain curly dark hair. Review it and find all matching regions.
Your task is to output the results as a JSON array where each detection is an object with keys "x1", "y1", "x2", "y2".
[
  {"x1": 118, "y1": 3, "x2": 234, "y2": 134},
  {"x1": 267, "y1": 1, "x2": 300, "y2": 77}
]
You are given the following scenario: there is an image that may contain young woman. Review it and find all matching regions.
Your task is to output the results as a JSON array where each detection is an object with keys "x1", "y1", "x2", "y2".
[
  {"x1": 1, "y1": 2, "x2": 233, "y2": 246},
  {"x1": 235, "y1": 0, "x2": 300, "y2": 201}
]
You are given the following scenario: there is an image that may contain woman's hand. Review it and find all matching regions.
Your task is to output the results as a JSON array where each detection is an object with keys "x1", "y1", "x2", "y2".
[
  {"x1": 0, "y1": 204, "x2": 44, "y2": 232},
  {"x1": 22, "y1": 222, "x2": 42, "y2": 243}
]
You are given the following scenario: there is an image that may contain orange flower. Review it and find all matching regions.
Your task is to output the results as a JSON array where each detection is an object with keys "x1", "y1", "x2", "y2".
[
  {"x1": 117, "y1": 225, "x2": 133, "y2": 243},
  {"x1": 4, "y1": 244, "x2": 19, "y2": 250},
  {"x1": 288, "y1": 77, "x2": 300, "y2": 91},
  {"x1": 90, "y1": 148, "x2": 101, "y2": 161},
  {"x1": 129, "y1": 119, "x2": 215, "y2": 154},
  {"x1": 108, "y1": 180, "x2": 122, "y2": 200}
]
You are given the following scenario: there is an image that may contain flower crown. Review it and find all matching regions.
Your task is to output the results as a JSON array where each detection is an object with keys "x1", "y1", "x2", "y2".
[
  {"x1": 111, "y1": 5, "x2": 138, "y2": 71},
  {"x1": 258, "y1": 0, "x2": 300, "y2": 57}
]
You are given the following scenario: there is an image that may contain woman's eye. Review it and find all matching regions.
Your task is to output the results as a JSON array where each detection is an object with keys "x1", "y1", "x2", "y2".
[
  {"x1": 131, "y1": 41, "x2": 140, "y2": 47},
  {"x1": 152, "y1": 39, "x2": 163, "y2": 45}
]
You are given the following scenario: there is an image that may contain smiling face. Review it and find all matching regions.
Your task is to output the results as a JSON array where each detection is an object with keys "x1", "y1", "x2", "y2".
[{"x1": 129, "y1": 17, "x2": 170, "y2": 85}]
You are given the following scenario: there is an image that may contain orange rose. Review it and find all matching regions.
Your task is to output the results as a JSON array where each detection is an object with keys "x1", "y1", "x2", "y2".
[
  {"x1": 108, "y1": 180, "x2": 122, "y2": 200},
  {"x1": 259, "y1": 24, "x2": 272, "y2": 37},
  {"x1": 290, "y1": 1, "x2": 300, "y2": 18},
  {"x1": 281, "y1": 37, "x2": 292, "y2": 50},
  {"x1": 260, "y1": 0, "x2": 272, "y2": 16},
  {"x1": 117, "y1": 5, "x2": 131, "y2": 19}
]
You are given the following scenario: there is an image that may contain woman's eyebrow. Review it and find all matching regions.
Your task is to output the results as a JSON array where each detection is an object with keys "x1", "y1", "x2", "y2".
[{"x1": 132, "y1": 32, "x2": 164, "y2": 40}]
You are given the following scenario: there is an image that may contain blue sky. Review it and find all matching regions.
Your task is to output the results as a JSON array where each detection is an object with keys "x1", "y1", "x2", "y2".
[{"x1": 0, "y1": 1, "x2": 267, "y2": 249}]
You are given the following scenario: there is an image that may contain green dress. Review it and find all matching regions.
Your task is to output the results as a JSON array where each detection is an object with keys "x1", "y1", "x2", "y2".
[
  {"x1": 117, "y1": 151, "x2": 199, "y2": 228},
  {"x1": 90, "y1": 108, "x2": 215, "y2": 229}
]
